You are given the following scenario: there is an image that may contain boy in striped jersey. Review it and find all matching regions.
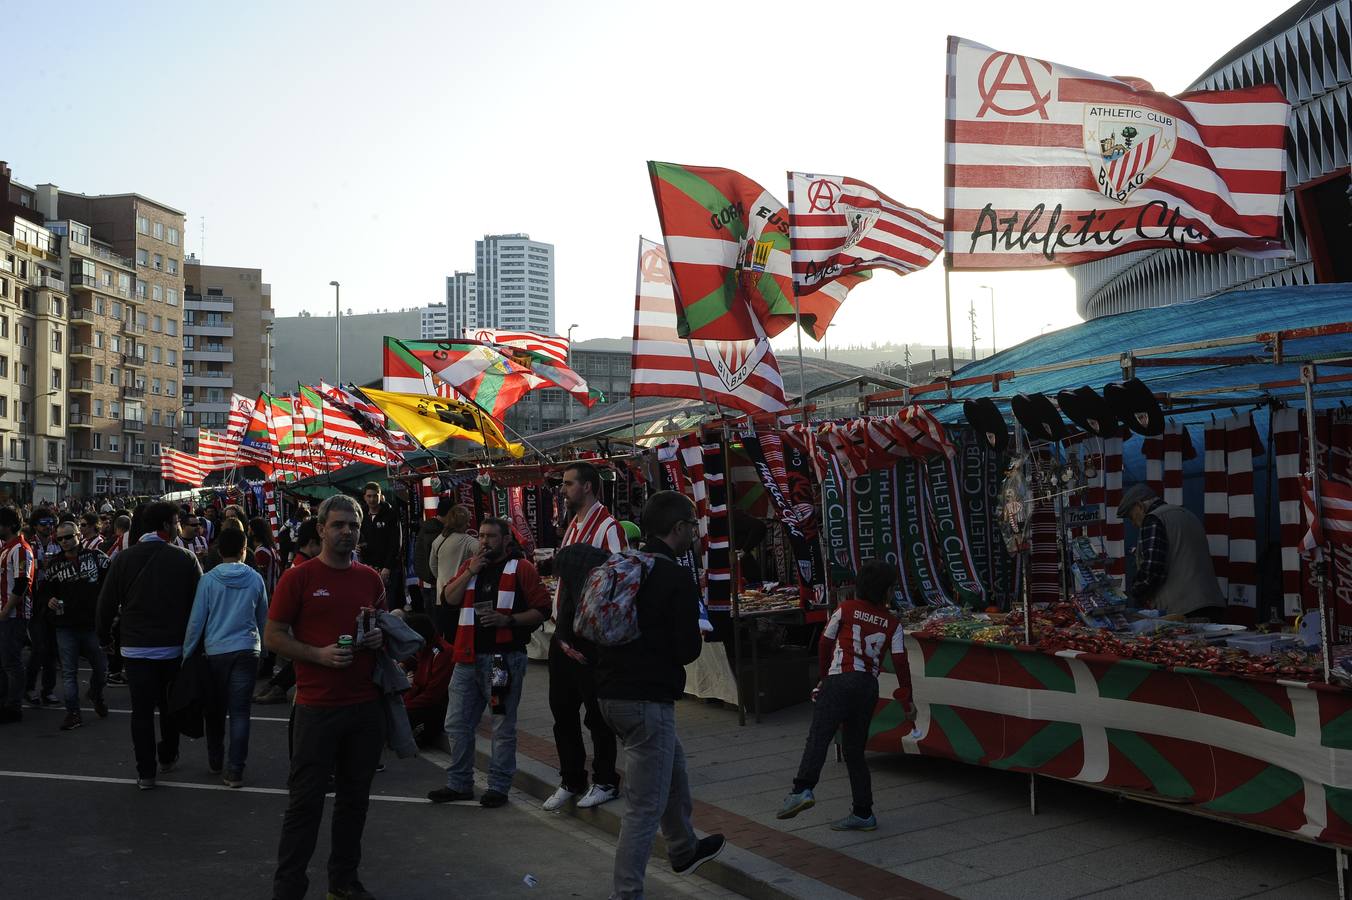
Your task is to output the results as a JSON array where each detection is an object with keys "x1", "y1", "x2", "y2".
[{"x1": 777, "y1": 561, "x2": 904, "y2": 832}]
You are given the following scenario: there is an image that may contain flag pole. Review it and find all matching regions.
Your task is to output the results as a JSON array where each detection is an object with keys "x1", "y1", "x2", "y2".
[
  {"x1": 684, "y1": 337, "x2": 725, "y2": 423},
  {"x1": 943, "y1": 255, "x2": 956, "y2": 375},
  {"x1": 793, "y1": 287, "x2": 808, "y2": 425}
]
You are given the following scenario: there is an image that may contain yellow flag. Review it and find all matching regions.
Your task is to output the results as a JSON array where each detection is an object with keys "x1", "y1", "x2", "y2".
[{"x1": 360, "y1": 387, "x2": 524, "y2": 458}]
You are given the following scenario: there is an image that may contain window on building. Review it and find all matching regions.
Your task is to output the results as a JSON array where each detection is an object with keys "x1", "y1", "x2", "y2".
[
  {"x1": 135, "y1": 280, "x2": 146, "y2": 299},
  {"x1": 19, "y1": 289, "x2": 31, "y2": 311},
  {"x1": 0, "y1": 396, "x2": 6, "y2": 419},
  {"x1": 93, "y1": 331, "x2": 104, "y2": 349},
  {"x1": 151, "y1": 346, "x2": 162, "y2": 363},
  {"x1": 152, "y1": 285, "x2": 163, "y2": 302},
  {"x1": 152, "y1": 315, "x2": 163, "y2": 332},
  {"x1": 153, "y1": 222, "x2": 164, "y2": 240},
  {"x1": 118, "y1": 273, "x2": 131, "y2": 296},
  {"x1": 17, "y1": 324, "x2": 28, "y2": 347},
  {"x1": 94, "y1": 297, "x2": 105, "y2": 316},
  {"x1": 167, "y1": 320, "x2": 178, "y2": 336},
  {"x1": 93, "y1": 433, "x2": 101, "y2": 450},
  {"x1": 18, "y1": 401, "x2": 29, "y2": 425},
  {"x1": 109, "y1": 368, "x2": 118, "y2": 386},
  {"x1": 151, "y1": 377, "x2": 161, "y2": 395},
  {"x1": 10, "y1": 439, "x2": 28, "y2": 461},
  {"x1": 167, "y1": 259, "x2": 178, "y2": 275},
  {"x1": 0, "y1": 277, "x2": 7, "y2": 300},
  {"x1": 152, "y1": 409, "x2": 161, "y2": 426},
  {"x1": 0, "y1": 316, "x2": 6, "y2": 339},
  {"x1": 167, "y1": 227, "x2": 179, "y2": 246},
  {"x1": 94, "y1": 399, "x2": 103, "y2": 417},
  {"x1": 168, "y1": 349, "x2": 177, "y2": 366},
  {"x1": 108, "y1": 435, "x2": 119, "y2": 453},
  {"x1": 153, "y1": 254, "x2": 163, "y2": 270},
  {"x1": 166, "y1": 411, "x2": 176, "y2": 428},
  {"x1": 110, "y1": 401, "x2": 120, "y2": 419},
  {"x1": 50, "y1": 368, "x2": 61, "y2": 390},
  {"x1": 136, "y1": 249, "x2": 148, "y2": 266},
  {"x1": 112, "y1": 301, "x2": 124, "y2": 321},
  {"x1": 50, "y1": 298, "x2": 63, "y2": 318},
  {"x1": 50, "y1": 406, "x2": 60, "y2": 428},
  {"x1": 137, "y1": 216, "x2": 149, "y2": 235},
  {"x1": 166, "y1": 288, "x2": 178, "y2": 306},
  {"x1": 111, "y1": 335, "x2": 121, "y2": 354},
  {"x1": 46, "y1": 440, "x2": 59, "y2": 466},
  {"x1": 101, "y1": 270, "x2": 111, "y2": 288},
  {"x1": 166, "y1": 380, "x2": 177, "y2": 397},
  {"x1": 50, "y1": 330, "x2": 61, "y2": 353},
  {"x1": 17, "y1": 363, "x2": 28, "y2": 386}
]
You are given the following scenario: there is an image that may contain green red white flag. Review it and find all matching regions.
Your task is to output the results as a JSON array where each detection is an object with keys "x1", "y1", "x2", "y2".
[
  {"x1": 391, "y1": 339, "x2": 539, "y2": 419},
  {"x1": 383, "y1": 337, "x2": 463, "y2": 399},
  {"x1": 647, "y1": 161, "x2": 864, "y2": 341}
]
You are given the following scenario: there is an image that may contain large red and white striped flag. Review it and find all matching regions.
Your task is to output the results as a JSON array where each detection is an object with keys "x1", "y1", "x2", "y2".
[
  {"x1": 944, "y1": 36, "x2": 1290, "y2": 269},
  {"x1": 225, "y1": 393, "x2": 255, "y2": 444},
  {"x1": 787, "y1": 173, "x2": 942, "y2": 291},
  {"x1": 631, "y1": 238, "x2": 787, "y2": 416},
  {"x1": 160, "y1": 448, "x2": 207, "y2": 486},
  {"x1": 196, "y1": 429, "x2": 237, "y2": 470},
  {"x1": 1303, "y1": 476, "x2": 1352, "y2": 551},
  {"x1": 466, "y1": 329, "x2": 569, "y2": 366}
]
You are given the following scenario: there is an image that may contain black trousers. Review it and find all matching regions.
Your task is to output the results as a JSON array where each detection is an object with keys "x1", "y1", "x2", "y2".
[
  {"x1": 792, "y1": 671, "x2": 878, "y2": 816},
  {"x1": 124, "y1": 657, "x2": 182, "y2": 779},
  {"x1": 105, "y1": 621, "x2": 123, "y2": 676},
  {"x1": 548, "y1": 644, "x2": 619, "y2": 791},
  {"x1": 23, "y1": 607, "x2": 57, "y2": 696},
  {"x1": 274, "y1": 700, "x2": 386, "y2": 900}
]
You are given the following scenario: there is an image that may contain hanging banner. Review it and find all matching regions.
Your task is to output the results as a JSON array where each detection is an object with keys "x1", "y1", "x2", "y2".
[
  {"x1": 507, "y1": 486, "x2": 534, "y2": 555},
  {"x1": 898, "y1": 458, "x2": 952, "y2": 605},
  {"x1": 955, "y1": 427, "x2": 1013, "y2": 607},
  {"x1": 925, "y1": 454, "x2": 986, "y2": 607},
  {"x1": 741, "y1": 430, "x2": 824, "y2": 595},
  {"x1": 821, "y1": 461, "x2": 854, "y2": 579}
]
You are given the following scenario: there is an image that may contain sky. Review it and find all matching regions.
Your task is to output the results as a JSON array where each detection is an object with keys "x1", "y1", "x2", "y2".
[{"x1": 5, "y1": 0, "x2": 1284, "y2": 358}]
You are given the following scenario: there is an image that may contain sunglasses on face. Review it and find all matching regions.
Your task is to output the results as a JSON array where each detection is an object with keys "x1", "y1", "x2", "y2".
[{"x1": 57, "y1": 534, "x2": 78, "y2": 542}]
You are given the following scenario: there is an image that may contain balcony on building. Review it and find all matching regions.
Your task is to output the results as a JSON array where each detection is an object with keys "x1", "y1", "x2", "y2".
[
  {"x1": 123, "y1": 417, "x2": 145, "y2": 432},
  {"x1": 184, "y1": 348, "x2": 234, "y2": 363},
  {"x1": 69, "y1": 306, "x2": 98, "y2": 324},
  {"x1": 68, "y1": 412, "x2": 92, "y2": 427},
  {"x1": 69, "y1": 379, "x2": 95, "y2": 393},
  {"x1": 122, "y1": 351, "x2": 146, "y2": 368},
  {"x1": 32, "y1": 272, "x2": 66, "y2": 292},
  {"x1": 69, "y1": 448, "x2": 96, "y2": 461},
  {"x1": 127, "y1": 451, "x2": 146, "y2": 465},
  {"x1": 69, "y1": 343, "x2": 95, "y2": 359},
  {"x1": 122, "y1": 385, "x2": 145, "y2": 400},
  {"x1": 185, "y1": 322, "x2": 234, "y2": 338},
  {"x1": 184, "y1": 371, "x2": 233, "y2": 389},
  {"x1": 186, "y1": 294, "x2": 234, "y2": 313},
  {"x1": 123, "y1": 320, "x2": 146, "y2": 336}
]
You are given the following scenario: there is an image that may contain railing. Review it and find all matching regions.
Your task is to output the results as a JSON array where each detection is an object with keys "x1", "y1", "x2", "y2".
[
  {"x1": 90, "y1": 243, "x2": 135, "y2": 269},
  {"x1": 69, "y1": 448, "x2": 97, "y2": 460},
  {"x1": 68, "y1": 413, "x2": 91, "y2": 425},
  {"x1": 122, "y1": 353, "x2": 145, "y2": 367},
  {"x1": 69, "y1": 379, "x2": 95, "y2": 391},
  {"x1": 127, "y1": 452, "x2": 146, "y2": 465},
  {"x1": 34, "y1": 273, "x2": 66, "y2": 292},
  {"x1": 122, "y1": 418, "x2": 145, "y2": 432},
  {"x1": 69, "y1": 343, "x2": 96, "y2": 356},
  {"x1": 122, "y1": 386, "x2": 145, "y2": 399},
  {"x1": 70, "y1": 309, "x2": 97, "y2": 323},
  {"x1": 123, "y1": 321, "x2": 146, "y2": 335},
  {"x1": 0, "y1": 258, "x2": 11, "y2": 273}
]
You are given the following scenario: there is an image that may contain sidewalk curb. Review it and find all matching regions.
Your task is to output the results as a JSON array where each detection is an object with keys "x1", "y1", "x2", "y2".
[{"x1": 463, "y1": 735, "x2": 856, "y2": 900}]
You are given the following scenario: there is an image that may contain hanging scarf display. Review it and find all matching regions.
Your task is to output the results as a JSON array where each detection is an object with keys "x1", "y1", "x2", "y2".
[
  {"x1": 657, "y1": 443, "x2": 706, "y2": 598},
  {"x1": 896, "y1": 457, "x2": 951, "y2": 605},
  {"x1": 820, "y1": 459, "x2": 856, "y2": 582},
  {"x1": 507, "y1": 486, "x2": 535, "y2": 555},
  {"x1": 1272, "y1": 408, "x2": 1304, "y2": 620},
  {"x1": 455, "y1": 480, "x2": 479, "y2": 531},
  {"x1": 924, "y1": 454, "x2": 987, "y2": 608},
  {"x1": 740, "y1": 429, "x2": 823, "y2": 594},
  {"x1": 954, "y1": 427, "x2": 1007, "y2": 605},
  {"x1": 703, "y1": 440, "x2": 732, "y2": 613},
  {"x1": 1330, "y1": 410, "x2": 1352, "y2": 643},
  {"x1": 1225, "y1": 412, "x2": 1261, "y2": 616},
  {"x1": 453, "y1": 559, "x2": 518, "y2": 664},
  {"x1": 492, "y1": 484, "x2": 510, "y2": 520},
  {"x1": 1203, "y1": 421, "x2": 1231, "y2": 597},
  {"x1": 1028, "y1": 496, "x2": 1061, "y2": 603},
  {"x1": 1143, "y1": 435, "x2": 1165, "y2": 501},
  {"x1": 677, "y1": 435, "x2": 710, "y2": 575},
  {"x1": 1163, "y1": 423, "x2": 1186, "y2": 506}
]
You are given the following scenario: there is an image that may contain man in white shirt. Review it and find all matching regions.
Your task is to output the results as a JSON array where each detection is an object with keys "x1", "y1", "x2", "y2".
[{"x1": 559, "y1": 462, "x2": 624, "y2": 552}]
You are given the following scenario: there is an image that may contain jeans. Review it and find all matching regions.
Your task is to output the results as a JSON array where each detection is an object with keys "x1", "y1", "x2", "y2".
[
  {"x1": 24, "y1": 606, "x2": 57, "y2": 696},
  {"x1": 548, "y1": 645, "x2": 618, "y2": 791},
  {"x1": 600, "y1": 699, "x2": 699, "y2": 900},
  {"x1": 55, "y1": 628, "x2": 106, "y2": 713},
  {"x1": 0, "y1": 617, "x2": 24, "y2": 710},
  {"x1": 124, "y1": 657, "x2": 182, "y2": 779},
  {"x1": 791, "y1": 671, "x2": 878, "y2": 816},
  {"x1": 206, "y1": 650, "x2": 259, "y2": 773},
  {"x1": 274, "y1": 700, "x2": 386, "y2": 900},
  {"x1": 443, "y1": 650, "x2": 527, "y2": 795}
]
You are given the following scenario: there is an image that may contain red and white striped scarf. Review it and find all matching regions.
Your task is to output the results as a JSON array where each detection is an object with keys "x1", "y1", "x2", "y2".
[
  {"x1": 1273, "y1": 409, "x2": 1304, "y2": 619},
  {"x1": 1103, "y1": 437, "x2": 1125, "y2": 579},
  {"x1": 1225, "y1": 413, "x2": 1260, "y2": 618},
  {"x1": 453, "y1": 558, "x2": 518, "y2": 664},
  {"x1": 1203, "y1": 422, "x2": 1230, "y2": 597},
  {"x1": 1163, "y1": 423, "x2": 1185, "y2": 506},
  {"x1": 561, "y1": 501, "x2": 622, "y2": 552}
]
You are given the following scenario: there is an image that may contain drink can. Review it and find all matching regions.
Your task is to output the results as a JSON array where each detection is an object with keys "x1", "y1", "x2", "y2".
[
  {"x1": 55, "y1": 599, "x2": 65, "y2": 615},
  {"x1": 337, "y1": 634, "x2": 353, "y2": 648}
]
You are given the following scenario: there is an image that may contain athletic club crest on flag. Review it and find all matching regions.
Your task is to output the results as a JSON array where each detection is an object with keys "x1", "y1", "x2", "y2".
[
  {"x1": 706, "y1": 340, "x2": 767, "y2": 393},
  {"x1": 1084, "y1": 105, "x2": 1175, "y2": 203}
]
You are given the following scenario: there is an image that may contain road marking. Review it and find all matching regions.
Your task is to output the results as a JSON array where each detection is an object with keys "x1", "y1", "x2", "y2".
[
  {"x1": 0, "y1": 770, "x2": 431, "y2": 803},
  {"x1": 25, "y1": 706, "x2": 291, "y2": 723}
]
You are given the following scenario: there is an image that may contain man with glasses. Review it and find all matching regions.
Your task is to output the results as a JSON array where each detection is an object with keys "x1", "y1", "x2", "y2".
[
  {"x1": 23, "y1": 509, "x2": 61, "y2": 707},
  {"x1": 97, "y1": 501, "x2": 202, "y2": 788},
  {"x1": 596, "y1": 491, "x2": 724, "y2": 898},
  {"x1": 42, "y1": 521, "x2": 111, "y2": 731},
  {"x1": 78, "y1": 513, "x2": 103, "y2": 551}
]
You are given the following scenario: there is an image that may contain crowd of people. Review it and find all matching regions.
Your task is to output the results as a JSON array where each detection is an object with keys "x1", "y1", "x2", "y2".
[{"x1": 2, "y1": 461, "x2": 908, "y2": 900}]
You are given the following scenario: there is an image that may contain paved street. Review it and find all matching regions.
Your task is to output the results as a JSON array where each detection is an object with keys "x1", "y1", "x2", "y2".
[{"x1": 0, "y1": 669, "x2": 731, "y2": 900}]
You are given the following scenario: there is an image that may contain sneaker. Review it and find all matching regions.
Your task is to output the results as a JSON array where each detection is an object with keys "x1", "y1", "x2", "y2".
[
  {"x1": 672, "y1": 834, "x2": 725, "y2": 876},
  {"x1": 159, "y1": 756, "x2": 178, "y2": 774},
  {"x1": 374, "y1": 762, "x2": 385, "y2": 773},
  {"x1": 776, "y1": 788, "x2": 815, "y2": 820},
  {"x1": 426, "y1": 787, "x2": 474, "y2": 804},
  {"x1": 222, "y1": 770, "x2": 244, "y2": 788},
  {"x1": 829, "y1": 812, "x2": 878, "y2": 831},
  {"x1": 576, "y1": 783, "x2": 618, "y2": 809},
  {"x1": 480, "y1": 790, "x2": 508, "y2": 808},
  {"x1": 105, "y1": 672, "x2": 127, "y2": 686},
  {"x1": 59, "y1": 711, "x2": 82, "y2": 731},
  {"x1": 542, "y1": 786, "x2": 577, "y2": 811},
  {"x1": 253, "y1": 684, "x2": 288, "y2": 705},
  {"x1": 136, "y1": 777, "x2": 156, "y2": 790},
  {"x1": 325, "y1": 881, "x2": 376, "y2": 900},
  {"x1": 41, "y1": 694, "x2": 60, "y2": 707}
]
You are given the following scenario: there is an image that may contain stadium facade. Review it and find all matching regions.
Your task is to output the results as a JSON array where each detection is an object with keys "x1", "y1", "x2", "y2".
[{"x1": 1074, "y1": 0, "x2": 1351, "y2": 319}]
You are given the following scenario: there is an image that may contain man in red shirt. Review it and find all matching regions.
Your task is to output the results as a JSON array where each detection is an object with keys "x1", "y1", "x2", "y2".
[
  {"x1": 428, "y1": 516, "x2": 549, "y2": 808},
  {"x1": 777, "y1": 561, "x2": 904, "y2": 832},
  {"x1": 265, "y1": 494, "x2": 386, "y2": 900}
]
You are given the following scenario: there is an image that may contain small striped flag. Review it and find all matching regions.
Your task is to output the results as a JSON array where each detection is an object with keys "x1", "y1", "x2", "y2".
[{"x1": 467, "y1": 329, "x2": 570, "y2": 366}]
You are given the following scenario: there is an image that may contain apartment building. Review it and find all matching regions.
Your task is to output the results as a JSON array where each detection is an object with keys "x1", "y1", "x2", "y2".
[
  {"x1": 183, "y1": 258, "x2": 274, "y2": 446},
  {"x1": 444, "y1": 270, "x2": 477, "y2": 337},
  {"x1": 421, "y1": 302, "x2": 448, "y2": 339},
  {"x1": 49, "y1": 187, "x2": 187, "y2": 494},
  {"x1": 474, "y1": 234, "x2": 554, "y2": 333},
  {"x1": 0, "y1": 185, "x2": 70, "y2": 504}
]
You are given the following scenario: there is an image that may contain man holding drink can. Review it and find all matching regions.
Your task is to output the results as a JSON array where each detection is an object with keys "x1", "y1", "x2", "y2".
[
  {"x1": 265, "y1": 494, "x2": 387, "y2": 900},
  {"x1": 43, "y1": 520, "x2": 112, "y2": 732}
]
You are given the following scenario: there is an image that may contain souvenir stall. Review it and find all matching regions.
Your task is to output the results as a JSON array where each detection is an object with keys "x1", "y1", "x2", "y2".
[{"x1": 850, "y1": 285, "x2": 1352, "y2": 856}]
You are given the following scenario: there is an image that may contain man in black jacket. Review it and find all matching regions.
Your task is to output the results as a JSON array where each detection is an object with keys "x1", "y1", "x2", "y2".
[
  {"x1": 543, "y1": 542, "x2": 618, "y2": 812},
  {"x1": 44, "y1": 520, "x2": 112, "y2": 731},
  {"x1": 97, "y1": 501, "x2": 202, "y2": 789},
  {"x1": 358, "y1": 482, "x2": 403, "y2": 610},
  {"x1": 597, "y1": 491, "x2": 724, "y2": 899}
]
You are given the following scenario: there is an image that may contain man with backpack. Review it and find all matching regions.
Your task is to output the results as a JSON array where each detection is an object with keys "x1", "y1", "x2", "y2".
[
  {"x1": 591, "y1": 491, "x2": 724, "y2": 898},
  {"x1": 428, "y1": 516, "x2": 549, "y2": 809}
]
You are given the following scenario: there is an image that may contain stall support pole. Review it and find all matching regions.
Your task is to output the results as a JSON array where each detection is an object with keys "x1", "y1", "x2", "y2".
[
  {"x1": 1302, "y1": 365, "x2": 1332, "y2": 682},
  {"x1": 1337, "y1": 847, "x2": 1348, "y2": 900},
  {"x1": 943, "y1": 258, "x2": 956, "y2": 374},
  {"x1": 1014, "y1": 421, "x2": 1038, "y2": 816},
  {"x1": 723, "y1": 424, "x2": 747, "y2": 727}
]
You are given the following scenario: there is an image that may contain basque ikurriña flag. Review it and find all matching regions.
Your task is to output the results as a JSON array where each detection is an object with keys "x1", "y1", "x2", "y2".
[
  {"x1": 648, "y1": 162, "x2": 866, "y2": 342},
  {"x1": 944, "y1": 36, "x2": 1291, "y2": 269}
]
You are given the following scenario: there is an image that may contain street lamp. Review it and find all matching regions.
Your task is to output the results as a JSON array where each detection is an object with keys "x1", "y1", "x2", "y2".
[
  {"x1": 565, "y1": 323, "x2": 579, "y2": 424},
  {"x1": 979, "y1": 284, "x2": 996, "y2": 356},
  {"x1": 1040, "y1": 322, "x2": 1055, "y2": 335},
  {"x1": 329, "y1": 281, "x2": 341, "y2": 386},
  {"x1": 29, "y1": 389, "x2": 59, "y2": 503},
  {"x1": 822, "y1": 323, "x2": 835, "y2": 362},
  {"x1": 264, "y1": 324, "x2": 274, "y2": 395}
]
